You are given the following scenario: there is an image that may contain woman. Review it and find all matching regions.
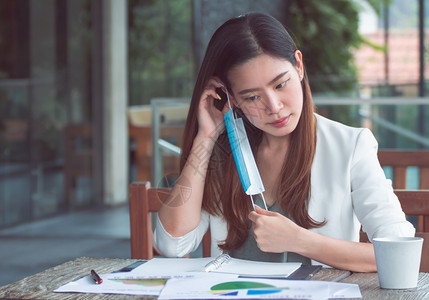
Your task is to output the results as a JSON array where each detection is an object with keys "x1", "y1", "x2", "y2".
[{"x1": 155, "y1": 12, "x2": 414, "y2": 272}]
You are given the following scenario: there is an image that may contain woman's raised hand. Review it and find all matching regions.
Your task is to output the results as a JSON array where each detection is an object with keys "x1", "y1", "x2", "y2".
[{"x1": 197, "y1": 78, "x2": 230, "y2": 140}]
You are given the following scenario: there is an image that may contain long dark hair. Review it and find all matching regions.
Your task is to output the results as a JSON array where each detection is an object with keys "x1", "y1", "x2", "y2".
[{"x1": 181, "y1": 13, "x2": 323, "y2": 251}]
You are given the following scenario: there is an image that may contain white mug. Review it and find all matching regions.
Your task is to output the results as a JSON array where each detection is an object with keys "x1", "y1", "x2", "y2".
[{"x1": 373, "y1": 237, "x2": 423, "y2": 289}]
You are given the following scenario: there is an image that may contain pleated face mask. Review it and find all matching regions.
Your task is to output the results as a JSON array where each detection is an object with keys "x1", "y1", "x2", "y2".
[{"x1": 223, "y1": 89, "x2": 268, "y2": 210}]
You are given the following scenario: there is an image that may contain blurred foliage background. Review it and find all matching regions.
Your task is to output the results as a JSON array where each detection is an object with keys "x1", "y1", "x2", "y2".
[
  {"x1": 128, "y1": 0, "x2": 385, "y2": 106},
  {"x1": 128, "y1": 0, "x2": 194, "y2": 105}
]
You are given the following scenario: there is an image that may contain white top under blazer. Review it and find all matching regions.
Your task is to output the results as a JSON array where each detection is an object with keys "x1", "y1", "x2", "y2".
[{"x1": 154, "y1": 114, "x2": 415, "y2": 261}]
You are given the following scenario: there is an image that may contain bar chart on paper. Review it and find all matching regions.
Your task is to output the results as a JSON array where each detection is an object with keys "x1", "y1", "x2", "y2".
[
  {"x1": 54, "y1": 273, "x2": 170, "y2": 296},
  {"x1": 108, "y1": 278, "x2": 168, "y2": 287}
]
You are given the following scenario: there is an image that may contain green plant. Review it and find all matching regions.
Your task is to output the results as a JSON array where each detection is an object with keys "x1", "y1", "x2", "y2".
[
  {"x1": 128, "y1": 0, "x2": 194, "y2": 105},
  {"x1": 284, "y1": 0, "x2": 382, "y2": 95}
]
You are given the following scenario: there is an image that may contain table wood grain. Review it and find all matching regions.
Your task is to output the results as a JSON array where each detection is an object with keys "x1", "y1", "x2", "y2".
[
  {"x1": 0, "y1": 257, "x2": 155, "y2": 300},
  {"x1": 342, "y1": 272, "x2": 429, "y2": 299},
  {"x1": 0, "y1": 257, "x2": 428, "y2": 299}
]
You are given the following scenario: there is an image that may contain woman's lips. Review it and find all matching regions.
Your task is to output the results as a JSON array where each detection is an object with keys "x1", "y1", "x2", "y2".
[{"x1": 269, "y1": 115, "x2": 290, "y2": 128}]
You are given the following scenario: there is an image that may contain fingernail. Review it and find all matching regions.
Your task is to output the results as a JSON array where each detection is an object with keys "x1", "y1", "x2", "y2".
[{"x1": 216, "y1": 93, "x2": 222, "y2": 100}]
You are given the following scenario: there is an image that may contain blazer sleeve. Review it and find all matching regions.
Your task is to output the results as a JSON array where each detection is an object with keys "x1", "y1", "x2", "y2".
[
  {"x1": 154, "y1": 210, "x2": 210, "y2": 257},
  {"x1": 350, "y1": 129, "x2": 415, "y2": 241}
]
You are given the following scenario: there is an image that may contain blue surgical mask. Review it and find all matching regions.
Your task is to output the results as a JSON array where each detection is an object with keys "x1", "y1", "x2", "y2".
[{"x1": 223, "y1": 90, "x2": 267, "y2": 210}]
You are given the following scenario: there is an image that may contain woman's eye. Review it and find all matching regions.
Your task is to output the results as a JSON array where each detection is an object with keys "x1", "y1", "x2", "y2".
[
  {"x1": 276, "y1": 80, "x2": 288, "y2": 89},
  {"x1": 245, "y1": 95, "x2": 259, "y2": 101}
]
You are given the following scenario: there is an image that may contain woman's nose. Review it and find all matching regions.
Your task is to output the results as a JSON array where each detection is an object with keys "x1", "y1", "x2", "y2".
[{"x1": 264, "y1": 93, "x2": 283, "y2": 114}]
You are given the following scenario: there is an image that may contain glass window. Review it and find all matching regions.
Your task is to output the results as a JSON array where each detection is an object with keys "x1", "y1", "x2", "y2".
[{"x1": 0, "y1": 0, "x2": 94, "y2": 228}]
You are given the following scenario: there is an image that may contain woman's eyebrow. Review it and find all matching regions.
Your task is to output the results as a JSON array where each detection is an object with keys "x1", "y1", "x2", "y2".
[
  {"x1": 237, "y1": 71, "x2": 289, "y2": 95},
  {"x1": 268, "y1": 71, "x2": 289, "y2": 85}
]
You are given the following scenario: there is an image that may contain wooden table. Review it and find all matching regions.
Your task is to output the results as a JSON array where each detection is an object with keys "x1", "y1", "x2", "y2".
[{"x1": 0, "y1": 257, "x2": 428, "y2": 299}]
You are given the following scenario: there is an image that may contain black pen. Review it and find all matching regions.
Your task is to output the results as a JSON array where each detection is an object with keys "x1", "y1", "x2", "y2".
[{"x1": 91, "y1": 269, "x2": 103, "y2": 284}]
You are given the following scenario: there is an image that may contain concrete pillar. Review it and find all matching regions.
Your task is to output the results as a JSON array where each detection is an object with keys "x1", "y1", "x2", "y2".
[{"x1": 102, "y1": 0, "x2": 128, "y2": 205}]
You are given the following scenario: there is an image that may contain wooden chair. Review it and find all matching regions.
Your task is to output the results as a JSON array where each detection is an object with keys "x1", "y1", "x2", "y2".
[
  {"x1": 394, "y1": 190, "x2": 429, "y2": 272},
  {"x1": 359, "y1": 150, "x2": 429, "y2": 271},
  {"x1": 129, "y1": 181, "x2": 211, "y2": 259},
  {"x1": 359, "y1": 190, "x2": 429, "y2": 272},
  {"x1": 378, "y1": 150, "x2": 429, "y2": 231},
  {"x1": 378, "y1": 150, "x2": 429, "y2": 189}
]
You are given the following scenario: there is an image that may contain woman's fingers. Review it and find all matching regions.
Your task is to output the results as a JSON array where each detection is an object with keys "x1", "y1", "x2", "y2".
[
  {"x1": 203, "y1": 79, "x2": 225, "y2": 103},
  {"x1": 196, "y1": 78, "x2": 228, "y2": 139}
]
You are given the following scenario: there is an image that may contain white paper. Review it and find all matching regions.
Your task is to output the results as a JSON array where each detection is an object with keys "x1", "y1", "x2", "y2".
[
  {"x1": 158, "y1": 272, "x2": 362, "y2": 300},
  {"x1": 54, "y1": 258, "x2": 360, "y2": 298},
  {"x1": 54, "y1": 272, "x2": 192, "y2": 296}
]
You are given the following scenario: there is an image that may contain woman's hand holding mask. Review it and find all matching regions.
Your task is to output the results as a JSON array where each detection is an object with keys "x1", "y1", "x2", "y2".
[{"x1": 249, "y1": 205, "x2": 304, "y2": 254}]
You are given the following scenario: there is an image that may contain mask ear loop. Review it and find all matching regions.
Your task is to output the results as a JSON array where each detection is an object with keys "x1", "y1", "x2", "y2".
[
  {"x1": 250, "y1": 194, "x2": 268, "y2": 210},
  {"x1": 225, "y1": 88, "x2": 232, "y2": 108},
  {"x1": 226, "y1": 89, "x2": 268, "y2": 211},
  {"x1": 225, "y1": 88, "x2": 237, "y2": 118},
  {"x1": 259, "y1": 193, "x2": 268, "y2": 210}
]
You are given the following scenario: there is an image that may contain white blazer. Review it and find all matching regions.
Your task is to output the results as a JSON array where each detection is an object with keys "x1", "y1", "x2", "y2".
[{"x1": 155, "y1": 114, "x2": 415, "y2": 258}]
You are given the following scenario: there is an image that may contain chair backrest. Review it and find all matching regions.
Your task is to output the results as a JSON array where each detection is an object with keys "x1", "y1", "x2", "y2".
[
  {"x1": 360, "y1": 190, "x2": 429, "y2": 271},
  {"x1": 378, "y1": 150, "x2": 429, "y2": 189},
  {"x1": 378, "y1": 150, "x2": 429, "y2": 232},
  {"x1": 129, "y1": 181, "x2": 211, "y2": 259},
  {"x1": 394, "y1": 190, "x2": 429, "y2": 272}
]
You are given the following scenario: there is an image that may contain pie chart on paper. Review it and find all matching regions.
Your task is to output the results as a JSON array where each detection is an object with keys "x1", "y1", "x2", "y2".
[{"x1": 210, "y1": 281, "x2": 284, "y2": 296}]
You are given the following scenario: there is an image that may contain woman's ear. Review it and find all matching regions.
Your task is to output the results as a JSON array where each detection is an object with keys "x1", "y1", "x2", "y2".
[
  {"x1": 230, "y1": 92, "x2": 239, "y2": 108},
  {"x1": 224, "y1": 88, "x2": 239, "y2": 109},
  {"x1": 294, "y1": 50, "x2": 304, "y2": 81}
]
